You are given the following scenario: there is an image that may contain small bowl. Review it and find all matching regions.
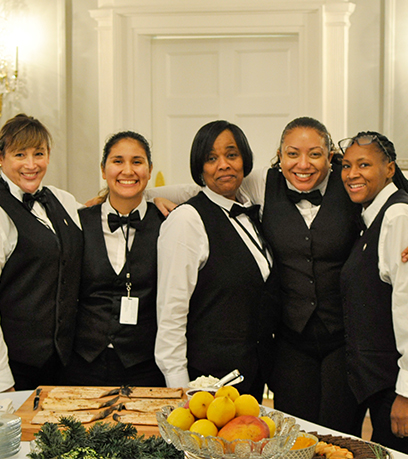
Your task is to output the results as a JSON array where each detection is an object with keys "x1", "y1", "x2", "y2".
[
  {"x1": 286, "y1": 432, "x2": 318, "y2": 459},
  {"x1": 188, "y1": 376, "x2": 220, "y2": 390},
  {"x1": 185, "y1": 389, "x2": 217, "y2": 400}
]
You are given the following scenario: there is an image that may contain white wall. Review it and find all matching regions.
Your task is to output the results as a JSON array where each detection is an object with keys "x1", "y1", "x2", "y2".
[
  {"x1": 1, "y1": 0, "x2": 407, "y2": 204},
  {"x1": 0, "y1": 0, "x2": 100, "y2": 203},
  {"x1": 348, "y1": 0, "x2": 408, "y2": 165},
  {"x1": 1, "y1": 0, "x2": 68, "y2": 188},
  {"x1": 348, "y1": 0, "x2": 381, "y2": 136},
  {"x1": 68, "y1": 0, "x2": 100, "y2": 202},
  {"x1": 393, "y1": 0, "x2": 408, "y2": 160}
]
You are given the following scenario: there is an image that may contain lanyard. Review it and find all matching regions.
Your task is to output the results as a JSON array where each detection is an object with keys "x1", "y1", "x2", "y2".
[
  {"x1": 118, "y1": 211, "x2": 132, "y2": 298},
  {"x1": 229, "y1": 212, "x2": 272, "y2": 270}
]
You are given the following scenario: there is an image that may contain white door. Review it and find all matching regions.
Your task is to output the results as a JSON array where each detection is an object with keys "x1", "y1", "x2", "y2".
[{"x1": 151, "y1": 35, "x2": 299, "y2": 185}]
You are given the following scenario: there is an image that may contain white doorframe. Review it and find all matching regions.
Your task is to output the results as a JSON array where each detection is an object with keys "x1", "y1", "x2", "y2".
[{"x1": 90, "y1": 0, "x2": 355, "y2": 181}]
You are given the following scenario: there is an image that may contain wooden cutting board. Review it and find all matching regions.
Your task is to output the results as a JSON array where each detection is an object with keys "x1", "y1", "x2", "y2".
[{"x1": 15, "y1": 386, "x2": 184, "y2": 441}]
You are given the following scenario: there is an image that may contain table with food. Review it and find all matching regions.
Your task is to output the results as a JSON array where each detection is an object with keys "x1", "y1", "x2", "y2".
[{"x1": 2, "y1": 373, "x2": 407, "y2": 459}]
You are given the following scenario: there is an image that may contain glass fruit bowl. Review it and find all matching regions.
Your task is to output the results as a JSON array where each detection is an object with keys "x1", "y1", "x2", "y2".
[{"x1": 156, "y1": 405, "x2": 300, "y2": 459}]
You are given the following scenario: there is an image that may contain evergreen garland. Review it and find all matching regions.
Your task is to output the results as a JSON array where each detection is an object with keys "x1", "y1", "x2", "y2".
[{"x1": 28, "y1": 417, "x2": 183, "y2": 459}]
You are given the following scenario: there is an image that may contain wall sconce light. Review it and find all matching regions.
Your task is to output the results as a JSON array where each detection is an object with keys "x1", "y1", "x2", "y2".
[{"x1": 0, "y1": 46, "x2": 18, "y2": 118}]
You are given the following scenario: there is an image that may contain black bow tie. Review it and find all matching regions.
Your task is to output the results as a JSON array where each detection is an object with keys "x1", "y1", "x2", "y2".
[
  {"x1": 286, "y1": 189, "x2": 323, "y2": 206},
  {"x1": 229, "y1": 203, "x2": 260, "y2": 222},
  {"x1": 23, "y1": 188, "x2": 48, "y2": 210},
  {"x1": 108, "y1": 210, "x2": 141, "y2": 233}
]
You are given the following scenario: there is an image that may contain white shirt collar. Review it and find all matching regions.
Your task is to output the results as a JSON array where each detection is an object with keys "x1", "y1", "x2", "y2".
[
  {"x1": 362, "y1": 182, "x2": 398, "y2": 228},
  {"x1": 1, "y1": 170, "x2": 43, "y2": 202},
  {"x1": 285, "y1": 168, "x2": 331, "y2": 195},
  {"x1": 101, "y1": 195, "x2": 148, "y2": 220},
  {"x1": 203, "y1": 186, "x2": 253, "y2": 212}
]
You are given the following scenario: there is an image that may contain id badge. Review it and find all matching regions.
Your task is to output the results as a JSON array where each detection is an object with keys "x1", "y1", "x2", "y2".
[{"x1": 120, "y1": 297, "x2": 139, "y2": 325}]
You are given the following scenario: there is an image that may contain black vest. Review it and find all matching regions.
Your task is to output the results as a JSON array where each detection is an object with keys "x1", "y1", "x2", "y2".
[
  {"x1": 75, "y1": 203, "x2": 163, "y2": 368},
  {"x1": 341, "y1": 189, "x2": 408, "y2": 403},
  {"x1": 186, "y1": 192, "x2": 268, "y2": 388},
  {"x1": 0, "y1": 182, "x2": 83, "y2": 367},
  {"x1": 262, "y1": 165, "x2": 360, "y2": 334}
]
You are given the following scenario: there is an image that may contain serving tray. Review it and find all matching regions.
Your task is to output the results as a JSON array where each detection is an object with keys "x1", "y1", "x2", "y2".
[{"x1": 15, "y1": 385, "x2": 184, "y2": 441}]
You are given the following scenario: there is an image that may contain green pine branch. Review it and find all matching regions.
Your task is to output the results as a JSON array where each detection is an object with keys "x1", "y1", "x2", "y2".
[{"x1": 28, "y1": 417, "x2": 183, "y2": 459}]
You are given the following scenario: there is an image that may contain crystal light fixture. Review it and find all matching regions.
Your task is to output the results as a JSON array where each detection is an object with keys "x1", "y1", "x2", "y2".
[{"x1": 0, "y1": 16, "x2": 18, "y2": 118}]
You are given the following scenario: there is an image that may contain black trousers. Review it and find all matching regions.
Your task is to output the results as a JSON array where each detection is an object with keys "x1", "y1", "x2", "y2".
[
  {"x1": 63, "y1": 349, "x2": 165, "y2": 387},
  {"x1": 269, "y1": 317, "x2": 358, "y2": 434},
  {"x1": 350, "y1": 388, "x2": 408, "y2": 454},
  {"x1": 9, "y1": 352, "x2": 64, "y2": 390}
]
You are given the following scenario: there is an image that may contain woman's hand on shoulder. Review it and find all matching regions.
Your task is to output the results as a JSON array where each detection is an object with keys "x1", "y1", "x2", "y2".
[
  {"x1": 154, "y1": 197, "x2": 177, "y2": 217},
  {"x1": 402, "y1": 247, "x2": 408, "y2": 263}
]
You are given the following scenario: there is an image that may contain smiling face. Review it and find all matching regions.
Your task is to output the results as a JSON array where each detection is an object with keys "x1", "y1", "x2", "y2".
[
  {"x1": 0, "y1": 143, "x2": 50, "y2": 194},
  {"x1": 341, "y1": 142, "x2": 395, "y2": 209},
  {"x1": 278, "y1": 127, "x2": 333, "y2": 192},
  {"x1": 102, "y1": 138, "x2": 152, "y2": 213},
  {"x1": 202, "y1": 129, "x2": 244, "y2": 200}
]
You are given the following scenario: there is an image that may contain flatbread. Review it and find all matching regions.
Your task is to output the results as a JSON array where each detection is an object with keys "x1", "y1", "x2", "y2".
[
  {"x1": 32, "y1": 410, "x2": 102, "y2": 424},
  {"x1": 48, "y1": 387, "x2": 119, "y2": 400},
  {"x1": 124, "y1": 387, "x2": 183, "y2": 399},
  {"x1": 123, "y1": 398, "x2": 181, "y2": 412},
  {"x1": 41, "y1": 396, "x2": 118, "y2": 411},
  {"x1": 113, "y1": 412, "x2": 158, "y2": 425}
]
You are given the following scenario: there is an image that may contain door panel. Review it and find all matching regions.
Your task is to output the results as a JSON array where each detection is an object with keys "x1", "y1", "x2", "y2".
[{"x1": 151, "y1": 35, "x2": 299, "y2": 185}]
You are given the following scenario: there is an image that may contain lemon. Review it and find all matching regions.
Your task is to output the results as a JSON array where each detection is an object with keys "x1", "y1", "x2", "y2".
[
  {"x1": 234, "y1": 394, "x2": 260, "y2": 417},
  {"x1": 260, "y1": 416, "x2": 276, "y2": 437},
  {"x1": 189, "y1": 391, "x2": 214, "y2": 419},
  {"x1": 206, "y1": 395, "x2": 236, "y2": 428},
  {"x1": 215, "y1": 386, "x2": 240, "y2": 401},
  {"x1": 190, "y1": 419, "x2": 218, "y2": 437},
  {"x1": 167, "y1": 407, "x2": 195, "y2": 430}
]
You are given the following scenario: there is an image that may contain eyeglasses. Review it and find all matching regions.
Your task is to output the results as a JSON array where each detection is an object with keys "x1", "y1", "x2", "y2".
[{"x1": 338, "y1": 134, "x2": 391, "y2": 160}]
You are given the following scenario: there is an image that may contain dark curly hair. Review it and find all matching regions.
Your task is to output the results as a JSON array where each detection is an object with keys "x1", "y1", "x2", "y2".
[{"x1": 272, "y1": 116, "x2": 340, "y2": 166}]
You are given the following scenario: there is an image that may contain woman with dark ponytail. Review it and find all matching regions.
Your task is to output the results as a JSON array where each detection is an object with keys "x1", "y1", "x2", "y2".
[
  {"x1": 64, "y1": 131, "x2": 165, "y2": 387},
  {"x1": 340, "y1": 131, "x2": 408, "y2": 453}
]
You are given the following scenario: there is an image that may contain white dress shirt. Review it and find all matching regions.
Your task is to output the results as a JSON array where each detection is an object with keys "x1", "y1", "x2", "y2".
[
  {"x1": 154, "y1": 187, "x2": 272, "y2": 388},
  {"x1": 361, "y1": 182, "x2": 408, "y2": 398},
  {"x1": 101, "y1": 198, "x2": 148, "y2": 274},
  {"x1": 240, "y1": 166, "x2": 331, "y2": 227},
  {"x1": 100, "y1": 197, "x2": 148, "y2": 349},
  {"x1": 0, "y1": 172, "x2": 82, "y2": 391},
  {"x1": 145, "y1": 167, "x2": 331, "y2": 228}
]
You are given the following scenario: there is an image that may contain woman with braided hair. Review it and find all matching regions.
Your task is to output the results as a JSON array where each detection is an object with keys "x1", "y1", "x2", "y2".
[{"x1": 340, "y1": 131, "x2": 408, "y2": 452}]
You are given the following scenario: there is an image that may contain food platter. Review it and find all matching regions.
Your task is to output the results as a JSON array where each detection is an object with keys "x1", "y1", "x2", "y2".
[
  {"x1": 311, "y1": 432, "x2": 394, "y2": 459},
  {"x1": 14, "y1": 385, "x2": 184, "y2": 441}
]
